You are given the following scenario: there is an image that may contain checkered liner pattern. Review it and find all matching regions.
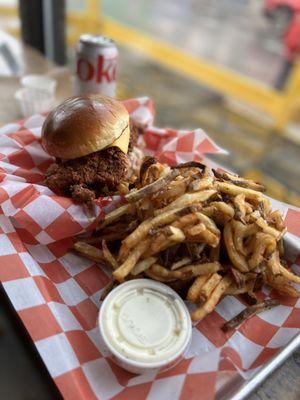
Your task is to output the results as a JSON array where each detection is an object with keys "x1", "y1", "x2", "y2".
[{"x1": 0, "y1": 97, "x2": 299, "y2": 400}]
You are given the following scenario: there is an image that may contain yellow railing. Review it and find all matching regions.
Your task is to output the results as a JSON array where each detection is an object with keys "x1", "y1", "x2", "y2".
[
  {"x1": 66, "y1": 0, "x2": 300, "y2": 131},
  {"x1": 0, "y1": 5, "x2": 17, "y2": 16},
  {"x1": 2, "y1": 1, "x2": 300, "y2": 131}
]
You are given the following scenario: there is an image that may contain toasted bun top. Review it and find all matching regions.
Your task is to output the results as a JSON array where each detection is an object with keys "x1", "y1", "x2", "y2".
[{"x1": 41, "y1": 94, "x2": 130, "y2": 160}]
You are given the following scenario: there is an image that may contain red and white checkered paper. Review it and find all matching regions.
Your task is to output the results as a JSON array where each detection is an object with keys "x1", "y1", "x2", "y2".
[{"x1": 0, "y1": 97, "x2": 299, "y2": 400}]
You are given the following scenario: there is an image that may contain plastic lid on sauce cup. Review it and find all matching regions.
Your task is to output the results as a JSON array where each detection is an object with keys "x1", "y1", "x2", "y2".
[{"x1": 99, "y1": 279, "x2": 192, "y2": 374}]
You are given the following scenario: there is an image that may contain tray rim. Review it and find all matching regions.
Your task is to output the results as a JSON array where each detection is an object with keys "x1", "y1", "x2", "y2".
[{"x1": 216, "y1": 332, "x2": 300, "y2": 400}]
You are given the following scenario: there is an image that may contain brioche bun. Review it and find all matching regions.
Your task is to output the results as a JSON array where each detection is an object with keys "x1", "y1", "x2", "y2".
[{"x1": 42, "y1": 94, "x2": 130, "y2": 160}]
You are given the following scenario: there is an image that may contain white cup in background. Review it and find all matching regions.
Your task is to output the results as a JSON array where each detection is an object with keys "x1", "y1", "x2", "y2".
[
  {"x1": 20, "y1": 74, "x2": 57, "y2": 96},
  {"x1": 15, "y1": 74, "x2": 57, "y2": 117},
  {"x1": 15, "y1": 87, "x2": 55, "y2": 118}
]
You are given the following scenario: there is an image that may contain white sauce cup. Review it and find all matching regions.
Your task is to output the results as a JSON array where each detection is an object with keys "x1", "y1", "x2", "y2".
[{"x1": 99, "y1": 279, "x2": 192, "y2": 374}]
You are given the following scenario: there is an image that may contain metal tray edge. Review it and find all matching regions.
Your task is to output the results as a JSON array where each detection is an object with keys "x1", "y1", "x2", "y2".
[{"x1": 216, "y1": 333, "x2": 300, "y2": 400}]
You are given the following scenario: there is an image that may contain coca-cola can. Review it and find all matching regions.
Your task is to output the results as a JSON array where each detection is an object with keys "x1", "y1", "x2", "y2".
[{"x1": 74, "y1": 34, "x2": 118, "y2": 97}]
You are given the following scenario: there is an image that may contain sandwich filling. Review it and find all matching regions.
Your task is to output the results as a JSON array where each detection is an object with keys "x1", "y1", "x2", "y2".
[
  {"x1": 44, "y1": 120, "x2": 142, "y2": 206},
  {"x1": 45, "y1": 146, "x2": 129, "y2": 205}
]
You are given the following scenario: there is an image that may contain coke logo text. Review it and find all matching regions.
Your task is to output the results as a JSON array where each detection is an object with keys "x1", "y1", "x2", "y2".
[{"x1": 77, "y1": 55, "x2": 117, "y2": 83}]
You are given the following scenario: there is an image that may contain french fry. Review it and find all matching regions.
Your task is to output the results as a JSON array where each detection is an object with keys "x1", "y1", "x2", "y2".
[
  {"x1": 195, "y1": 212, "x2": 220, "y2": 235},
  {"x1": 267, "y1": 250, "x2": 281, "y2": 275},
  {"x1": 255, "y1": 217, "x2": 286, "y2": 240},
  {"x1": 278, "y1": 238, "x2": 284, "y2": 256},
  {"x1": 113, "y1": 239, "x2": 150, "y2": 282},
  {"x1": 131, "y1": 257, "x2": 157, "y2": 275},
  {"x1": 164, "y1": 226, "x2": 186, "y2": 241},
  {"x1": 150, "y1": 228, "x2": 185, "y2": 253},
  {"x1": 154, "y1": 179, "x2": 187, "y2": 201},
  {"x1": 245, "y1": 272, "x2": 258, "y2": 281},
  {"x1": 175, "y1": 261, "x2": 221, "y2": 276},
  {"x1": 138, "y1": 196, "x2": 153, "y2": 212},
  {"x1": 223, "y1": 223, "x2": 248, "y2": 272},
  {"x1": 231, "y1": 221, "x2": 258, "y2": 256},
  {"x1": 144, "y1": 269, "x2": 177, "y2": 282},
  {"x1": 187, "y1": 275, "x2": 210, "y2": 302},
  {"x1": 139, "y1": 156, "x2": 159, "y2": 185},
  {"x1": 73, "y1": 242, "x2": 104, "y2": 263},
  {"x1": 172, "y1": 161, "x2": 206, "y2": 172},
  {"x1": 93, "y1": 220, "x2": 139, "y2": 242},
  {"x1": 248, "y1": 233, "x2": 276, "y2": 269},
  {"x1": 279, "y1": 264, "x2": 300, "y2": 284},
  {"x1": 230, "y1": 267, "x2": 246, "y2": 289},
  {"x1": 100, "y1": 203, "x2": 134, "y2": 228},
  {"x1": 225, "y1": 280, "x2": 256, "y2": 295},
  {"x1": 119, "y1": 207, "x2": 186, "y2": 259},
  {"x1": 264, "y1": 271, "x2": 300, "y2": 297},
  {"x1": 78, "y1": 230, "x2": 128, "y2": 243},
  {"x1": 213, "y1": 170, "x2": 266, "y2": 192},
  {"x1": 199, "y1": 273, "x2": 222, "y2": 301},
  {"x1": 126, "y1": 169, "x2": 180, "y2": 202},
  {"x1": 233, "y1": 193, "x2": 247, "y2": 223},
  {"x1": 102, "y1": 240, "x2": 118, "y2": 270},
  {"x1": 270, "y1": 282, "x2": 300, "y2": 297},
  {"x1": 75, "y1": 235, "x2": 103, "y2": 245},
  {"x1": 261, "y1": 196, "x2": 271, "y2": 212},
  {"x1": 222, "y1": 299, "x2": 279, "y2": 331},
  {"x1": 185, "y1": 223, "x2": 206, "y2": 237},
  {"x1": 151, "y1": 226, "x2": 186, "y2": 241},
  {"x1": 244, "y1": 201, "x2": 253, "y2": 214},
  {"x1": 149, "y1": 262, "x2": 221, "y2": 281},
  {"x1": 117, "y1": 181, "x2": 130, "y2": 195},
  {"x1": 186, "y1": 227, "x2": 220, "y2": 247},
  {"x1": 244, "y1": 235, "x2": 257, "y2": 256},
  {"x1": 170, "y1": 257, "x2": 192, "y2": 270},
  {"x1": 154, "y1": 190, "x2": 217, "y2": 216},
  {"x1": 191, "y1": 275, "x2": 232, "y2": 321},
  {"x1": 202, "y1": 202, "x2": 235, "y2": 221},
  {"x1": 200, "y1": 206, "x2": 215, "y2": 217},
  {"x1": 211, "y1": 201, "x2": 235, "y2": 218},
  {"x1": 231, "y1": 220, "x2": 246, "y2": 256},
  {"x1": 216, "y1": 182, "x2": 263, "y2": 200},
  {"x1": 250, "y1": 209, "x2": 261, "y2": 218},
  {"x1": 188, "y1": 176, "x2": 214, "y2": 192},
  {"x1": 172, "y1": 213, "x2": 199, "y2": 229},
  {"x1": 267, "y1": 210, "x2": 285, "y2": 231}
]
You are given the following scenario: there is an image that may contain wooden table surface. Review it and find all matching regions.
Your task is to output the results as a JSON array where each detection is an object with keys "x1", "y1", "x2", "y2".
[{"x1": 0, "y1": 43, "x2": 299, "y2": 400}]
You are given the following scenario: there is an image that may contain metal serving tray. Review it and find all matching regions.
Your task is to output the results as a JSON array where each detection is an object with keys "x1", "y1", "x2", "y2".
[{"x1": 216, "y1": 333, "x2": 300, "y2": 400}]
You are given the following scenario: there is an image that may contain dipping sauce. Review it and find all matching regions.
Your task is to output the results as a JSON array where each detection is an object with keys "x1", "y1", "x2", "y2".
[{"x1": 99, "y1": 279, "x2": 192, "y2": 374}]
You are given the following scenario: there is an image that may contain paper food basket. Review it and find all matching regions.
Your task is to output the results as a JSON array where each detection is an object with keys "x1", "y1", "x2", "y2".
[{"x1": 0, "y1": 97, "x2": 299, "y2": 400}]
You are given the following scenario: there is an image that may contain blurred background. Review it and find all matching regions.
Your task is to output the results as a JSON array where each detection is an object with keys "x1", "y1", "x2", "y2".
[
  {"x1": 0, "y1": 2, "x2": 300, "y2": 400},
  {"x1": 0, "y1": 0, "x2": 299, "y2": 208}
]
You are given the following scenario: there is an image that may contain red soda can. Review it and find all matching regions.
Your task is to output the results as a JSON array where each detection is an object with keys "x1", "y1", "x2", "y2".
[{"x1": 74, "y1": 35, "x2": 118, "y2": 97}]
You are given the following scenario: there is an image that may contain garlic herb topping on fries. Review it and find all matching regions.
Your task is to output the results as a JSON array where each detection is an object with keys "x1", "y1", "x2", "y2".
[{"x1": 74, "y1": 158, "x2": 300, "y2": 324}]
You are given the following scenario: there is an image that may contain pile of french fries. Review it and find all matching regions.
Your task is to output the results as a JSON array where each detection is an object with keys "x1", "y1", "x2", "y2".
[{"x1": 74, "y1": 157, "x2": 300, "y2": 326}]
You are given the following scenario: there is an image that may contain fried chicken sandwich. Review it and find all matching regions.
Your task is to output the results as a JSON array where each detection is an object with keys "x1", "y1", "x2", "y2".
[{"x1": 42, "y1": 94, "x2": 140, "y2": 206}]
